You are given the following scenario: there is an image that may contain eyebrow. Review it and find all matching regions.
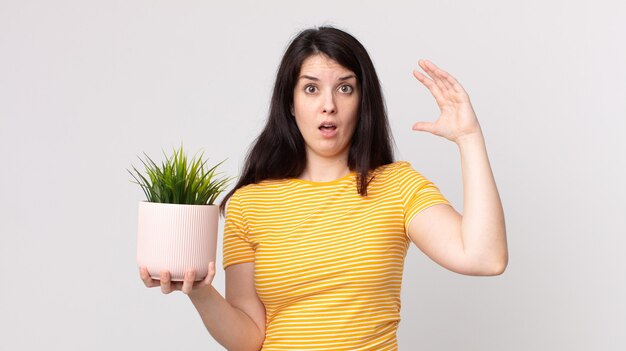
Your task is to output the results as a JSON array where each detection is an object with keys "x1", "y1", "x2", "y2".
[{"x1": 298, "y1": 74, "x2": 357, "y2": 81}]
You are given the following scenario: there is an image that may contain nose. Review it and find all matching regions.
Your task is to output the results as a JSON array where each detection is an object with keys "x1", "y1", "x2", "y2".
[{"x1": 322, "y1": 92, "x2": 336, "y2": 114}]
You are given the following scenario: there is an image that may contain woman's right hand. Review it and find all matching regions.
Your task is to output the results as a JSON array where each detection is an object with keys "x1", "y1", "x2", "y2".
[{"x1": 139, "y1": 262, "x2": 216, "y2": 297}]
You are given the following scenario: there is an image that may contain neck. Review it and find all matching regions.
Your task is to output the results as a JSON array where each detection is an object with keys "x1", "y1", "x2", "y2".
[{"x1": 299, "y1": 152, "x2": 351, "y2": 182}]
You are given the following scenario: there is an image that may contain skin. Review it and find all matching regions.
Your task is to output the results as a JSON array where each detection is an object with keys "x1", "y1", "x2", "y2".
[
  {"x1": 139, "y1": 56, "x2": 508, "y2": 350},
  {"x1": 292, "y1": 54, "x2": 360, "y2": 182},
  {"x1": 408, "y1": 59, "x2": 508, "y2": 276}
]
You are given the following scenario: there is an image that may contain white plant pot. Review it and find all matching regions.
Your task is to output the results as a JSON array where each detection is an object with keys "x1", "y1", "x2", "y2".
[{"x1": 136, "y1": 201, "x2": 218, "y2": 281}]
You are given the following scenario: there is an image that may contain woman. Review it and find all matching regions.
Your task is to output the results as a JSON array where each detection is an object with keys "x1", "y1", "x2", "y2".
[{"x1": 140, "y1": 26, "x2": 508, "y2": 350}]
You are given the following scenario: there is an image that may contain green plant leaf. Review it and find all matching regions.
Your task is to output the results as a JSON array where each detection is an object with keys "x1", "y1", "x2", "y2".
[{"x1": 127, "y1": 144, "x2": 233, "y2": 205}]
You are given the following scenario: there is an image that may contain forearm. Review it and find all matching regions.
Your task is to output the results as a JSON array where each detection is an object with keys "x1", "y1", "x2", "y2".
[
  {"x1": 456, "y1": 131, "x2": 508, "y2": 274},
  {"x1": 189, "y1": 286, "x2": 264, "y2": 351}
]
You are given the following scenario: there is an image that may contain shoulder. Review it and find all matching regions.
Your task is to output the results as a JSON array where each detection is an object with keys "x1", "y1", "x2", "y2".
[
  {"x1": 371, "y1": 161, "x2": 421, "y2": 181},
  {"x1": 375, "y1": 161, "x2": 413, "y2": 173},
  {"x1": 369, "y1": 161, "x2": 437, "y2": 196},
  {"x1": 228, "y1": 179, "x2": 291, "y2": 204}
]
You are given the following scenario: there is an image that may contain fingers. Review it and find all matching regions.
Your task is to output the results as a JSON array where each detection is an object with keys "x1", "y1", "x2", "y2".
[
  {"x1": 139, "y1": 266, "x2": 160, "y2": 288},
  {"x1": 438, "y1": 67, "x2": 463, "y2": 93},
  {"x1": 412, "y1": 69, "x2": 437, "y2": 91},
  {"x1": 181, "y1": 269, "x2": 197, "y2": 295},
  {"x1": 160, "y1": 271, "x2": 175, "y2": 294},
  {"x1": 419, "y1": 60, "x2": 466, "y2": 95},
  {"x1": 182, "y1": 263, "x2": 216, "y2": 298},
  {"x1": 141, "y1": 265, "x2": 215, "y2": 295},
  {"x1": 419, "y1": 59, "x2": 450, "y2": 93},
  {"x1": 417, "y1": 60, "x2": 450, "y2": 92},
  {"x1": 204, "y1": 261, "x2": 216, "y2": 285},
  {"x1": 413, "y1": 64, "x2": 445, "y2": 104},
  {"x1": 412, "y1": 121, "x2": 436, "y2": 134}
]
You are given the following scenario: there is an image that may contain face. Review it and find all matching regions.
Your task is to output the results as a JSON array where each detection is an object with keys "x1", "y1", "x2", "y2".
[{"x1": 292, "y1": 54, "x2": 360, "y2": 162}]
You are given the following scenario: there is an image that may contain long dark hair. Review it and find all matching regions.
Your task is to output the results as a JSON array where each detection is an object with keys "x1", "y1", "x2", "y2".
[{"x1": 221, "y1": 26, "x2": 394, "y2": 213}]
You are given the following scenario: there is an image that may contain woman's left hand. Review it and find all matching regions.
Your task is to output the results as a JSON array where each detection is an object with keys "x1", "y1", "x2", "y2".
[{"x1": 411, "y1": 59, "x2": 482, "y2": 143}]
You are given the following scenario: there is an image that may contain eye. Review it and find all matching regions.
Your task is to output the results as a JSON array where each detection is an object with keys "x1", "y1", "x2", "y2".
[
  {"x1": 339, "y1": 85, "x2": 353, "y2": 94},
  {"x1": 304, "y1": 85, "x2": 318, "y2": 94}
]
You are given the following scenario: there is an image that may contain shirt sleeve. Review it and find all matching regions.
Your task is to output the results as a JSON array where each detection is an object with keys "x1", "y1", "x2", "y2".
[
  {"x1": 395, "y1": 162, "x2": 451, "y2": 233},
  {"x1": 222, "y1": 190, "x2": 255, "y2": 269}
]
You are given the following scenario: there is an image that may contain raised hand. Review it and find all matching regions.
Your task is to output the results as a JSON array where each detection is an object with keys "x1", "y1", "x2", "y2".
[{"x1": 411, "y1": 59, "x2": 482, "y2": 143}]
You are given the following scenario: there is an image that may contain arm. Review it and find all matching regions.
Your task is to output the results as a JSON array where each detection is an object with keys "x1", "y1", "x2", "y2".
[
  {"x1": 188, "y1": 262, "x2": 265, "y2": 351},
  {"x1": 407, "y1": 60, "x2": 508, "y2": 276},
  {"x1": 140, "y1": 262, "x2": 265, "y2": 351}
]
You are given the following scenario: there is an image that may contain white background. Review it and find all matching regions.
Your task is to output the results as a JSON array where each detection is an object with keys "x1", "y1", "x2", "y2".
[{"x1": 1, "y1": 0, "x2": 625, "y2": 350}]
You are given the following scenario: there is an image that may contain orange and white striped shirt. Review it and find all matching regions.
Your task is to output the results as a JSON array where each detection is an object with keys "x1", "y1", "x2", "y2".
[{"x1": 223, "y1": 161, "x2": 450, "y2": 350}]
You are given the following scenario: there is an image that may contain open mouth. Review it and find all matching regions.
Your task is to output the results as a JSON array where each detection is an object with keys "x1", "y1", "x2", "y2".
[{"x1": 318, "y1": 122, "x2": 337, "y2": 131}]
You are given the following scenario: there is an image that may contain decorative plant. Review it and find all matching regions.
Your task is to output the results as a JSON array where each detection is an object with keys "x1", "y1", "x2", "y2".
[{"x1": 128, "y1": 144, "x2": 231, "y2": 205}]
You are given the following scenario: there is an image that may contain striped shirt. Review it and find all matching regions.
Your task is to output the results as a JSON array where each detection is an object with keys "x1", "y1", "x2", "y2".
[{"x1": 223, "y1": 161, "x2": 450, "y2": 350}]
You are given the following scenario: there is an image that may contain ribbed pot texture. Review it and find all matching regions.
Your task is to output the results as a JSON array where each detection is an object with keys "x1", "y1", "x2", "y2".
[{"x1": 136, "y1": 201, "x2": 218, "y2": 281}]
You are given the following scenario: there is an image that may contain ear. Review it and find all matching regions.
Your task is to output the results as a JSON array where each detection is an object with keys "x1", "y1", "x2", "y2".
[{"x1": 290, "y1": 106, "x2": 295, "y2": 116}]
